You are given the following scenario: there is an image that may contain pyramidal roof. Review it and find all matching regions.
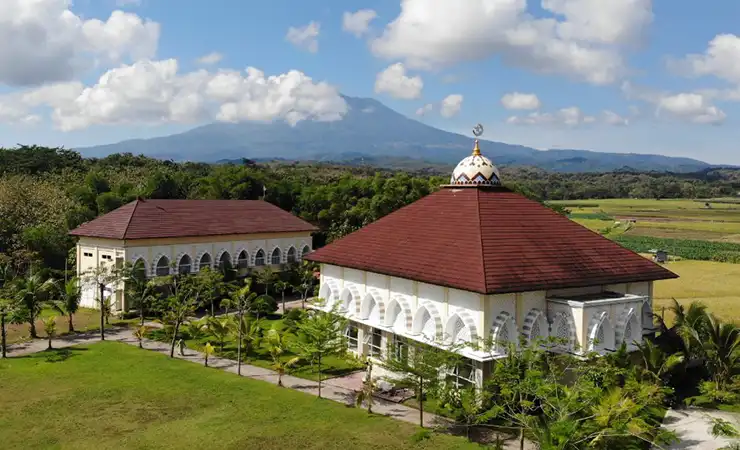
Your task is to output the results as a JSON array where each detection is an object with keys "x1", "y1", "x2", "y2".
[
  {"x1": 70, "y1": 199, "x2": 317, "y2": 240},
  {"x1": 306, "y1": 187, "x2": 677, "y2": 295}
]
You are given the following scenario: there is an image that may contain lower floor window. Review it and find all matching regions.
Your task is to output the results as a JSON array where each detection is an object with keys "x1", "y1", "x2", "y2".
[
  {"x1": 446, "y1": 358, "x2": 476, "y2": 388},
  {"x1": 392, "y1": 335, "x2": 408, "y2": 364},
  {"x1": 369, "y1": 328, "x2": 383, "y2": 357},
  {"x1": 346, "y1": 324, "x2": 359, "y2": 351}
]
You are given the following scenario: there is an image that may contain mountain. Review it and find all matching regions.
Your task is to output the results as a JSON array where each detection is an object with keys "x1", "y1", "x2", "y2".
[{"x1": 78, "y1": 96, "x2": 713, "y2": 173}]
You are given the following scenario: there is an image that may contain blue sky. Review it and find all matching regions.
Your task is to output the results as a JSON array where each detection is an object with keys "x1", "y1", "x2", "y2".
[{"x1": 1, "y1": 0, "x2": 740, "y2": 164}]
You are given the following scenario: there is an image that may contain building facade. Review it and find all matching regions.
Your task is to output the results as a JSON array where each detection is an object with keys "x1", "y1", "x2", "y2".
[
  {"x1": 307, "y1": 139, "x2": 676, "y2": 387},
  {"x1": 71, "y1": 199, "x2": 316, "y2": 311}
]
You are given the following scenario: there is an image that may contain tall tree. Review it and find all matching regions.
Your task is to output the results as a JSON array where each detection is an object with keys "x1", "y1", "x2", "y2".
[
  {"x1": 274, "y1": 280, "x2": 290, "y2": 314},
  {"x1": 0, "y1": 296, "x2": 18, "y2": 358},
  {"x1": 230, "y1": 279, "x2": 257, "y2": 375},
  {"x1": 82, "y1": 264, "x2": 125, "y2": 341},
  {"x1": 154, "y1": 273, "x2": 210, "y2": 358},
  {"x1": 50, "y1": 277, "x2": 81, "y2": 333},
  {"x1": 13, "y1": 273, "x2": 55, "y2": 338},
  {"x1": 293, "y1": 306, "x2": 347, "y2": 398}
]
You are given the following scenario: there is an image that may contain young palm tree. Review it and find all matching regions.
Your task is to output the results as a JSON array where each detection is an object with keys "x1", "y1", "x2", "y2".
[
  {"x1": 274, "y1": 280, "x2": 290, "y2": 314},
  {"x1": 635, "y1": 339, "x2": 684, "y2": 383},
  {"x1": 232, "y1": 315, "x2": 263, "y2": 363},
  {"x1": 266, "y1": 327, "x2": 299, "y2": 387},
  {"x1": 13, "y1": 273, "x2": 55, "y2": 338},
  {"x1": 206, "y1": 316, "x2": 231, "y2": 352},
  {"x1": 133, "y1": 325, "x2": 147, "y2": 349},
  {"x1": 355, "y1": 359, "x2": 375, "y2": 414},
  {"x1": 203, "y1": 342, "x2": 214, "y2": 367},
  {"x1": 182, "y1": 318, "x2": 207, "y2": 341},
  {"x1": 693, "y1": 314, "x2": 740, "y2": 389},
  {"x1": 42, "y1": 315, "x2": 57, "y2": 350},
  {"x1": 51, "y1": 277, "x2": 81, "y2": 333},
  {"x1": 230, "y1": 278, "x2": 258, "y2": 375}
]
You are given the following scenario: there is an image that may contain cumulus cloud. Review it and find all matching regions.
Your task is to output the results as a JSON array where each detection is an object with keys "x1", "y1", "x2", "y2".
[
  {"x1": 416, "y1": 103, "x2": 433, "y2": 116},
  {"x1": 603, "y1": 110, "x2": 629, "y2": 126},
  {"x1": 0, "y1": 59, "x2": 348, "y2": 130},
  {"x1": 657, "y1": 93, "x2": 726, "y2": 125},
  {"x1": 370, "y1": 0, "x2": 653, "y2": 85},
  {"x1": 501, "y1": 92, "x2": 541, "y2": 110},
  {"x1": 0, "y1": 0, "x2": 159, "y2": 87},
  {"x1": 374, "y1": 63, "x2": 423, "y2": 99},
  {"x1": 440, "y1": 94, "x2": 463, "y2": 118},
  {"x1": 506, "y1": 107, "x2": 595, "y2": 126},
  {"x1": 196, "y1": 52, "x2": 224, "y2": 65},
  {"x1": 342, "y1": 9, "x2": 377, "y2": 38},
  {"x1": 286, "y1": 22, "x2": 320, "y2": 53},
  {"x1": 670, "y1": 34, "x2": 740, "y2": 84}
]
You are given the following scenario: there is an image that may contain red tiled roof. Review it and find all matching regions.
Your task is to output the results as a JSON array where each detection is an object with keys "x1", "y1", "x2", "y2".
[
  {"x1": 306, "y1": 187, "x2": 677, "y2": 295},
  {"x1": 70, "y1": 199, "x2": 317, "y2": 240}
]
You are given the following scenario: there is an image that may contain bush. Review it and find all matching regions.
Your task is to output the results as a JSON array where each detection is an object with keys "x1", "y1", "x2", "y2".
[
  {"x1": 252, "y1": 294, "x2": 278, "y2": 317},
  {"x1": 283, "y1": 308, "x2": 306, "y2": 333},
  {"x1": 712, "y1": 251, "x2": 740, "y2": 264}
]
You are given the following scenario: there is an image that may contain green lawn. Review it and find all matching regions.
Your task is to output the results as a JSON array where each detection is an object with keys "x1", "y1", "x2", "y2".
[
  {"x1": 147, "y1": 316, "x2": 365, "y2": 382},
  {"x1": 0, "y1": 342, "x2": 478, "y2": 450},
  {"x1": 6, "y1": 308, "x2": 108, "y2": 344}
]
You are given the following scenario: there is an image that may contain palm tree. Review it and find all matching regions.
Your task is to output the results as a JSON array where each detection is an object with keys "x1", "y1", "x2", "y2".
[
  {"x1": 274, "y1": 280, "x2": 290, "y2": 314},
  {"x1": 0, "y1": 296, "x2": 17, "y2": 358},
  {"x1": 42, "y1": 315, "x2": 57, "y2": 350},
  {"x1": 51, "y1": 277, "x2": 81, "y2": 333},
  {"x1": 256, "y1": 266, "x2": 275, "y2": 297},
  {"x1": 182, "y1": 318, "x2": 207, "y2": 341},
  {"x1": 355, "y1": 359, "x2": 375, "y2": 414},
  {"x1": 206, "y1": 316, "x2": 231, "y2": 352},
  {"x1": 266, "y1": 327, "x2": 299, "y2": 387},
  {"x1": 133, "y1": 325, "x2": 147, "y2": 349},
  {"x1": 694, "y1": 314, "x2": 740, "y2": 389},
  {"x1": 127, "y1": 275, "x2": 156, "y2": 327},
  {"x1": 635, "y1": 339, "x2": 684, "y2": 383},
  {"x1": 13, "y1": 274, "x2": 55, "y2": 338},
  {"x1": 232, "y1": 315, "x2": 263, "y2": 363}
]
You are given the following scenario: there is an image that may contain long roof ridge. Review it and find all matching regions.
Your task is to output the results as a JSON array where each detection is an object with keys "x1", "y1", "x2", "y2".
[
  {"x1": 474, "y1": 189, "x2": 488, "y2": 293},
  {"x1": 121, "y1": 198, "x2": 141, "y2": 240}
]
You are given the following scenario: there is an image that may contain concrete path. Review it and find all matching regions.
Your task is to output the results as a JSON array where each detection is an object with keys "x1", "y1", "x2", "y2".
[{"x1": 663, "y1": 407, "x2": 740, "y2": 449}]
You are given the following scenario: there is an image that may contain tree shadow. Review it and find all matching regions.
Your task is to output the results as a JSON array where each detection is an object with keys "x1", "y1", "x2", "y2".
[{"x1": 43, "y1": 347, "x2": 88, "y2": 363}]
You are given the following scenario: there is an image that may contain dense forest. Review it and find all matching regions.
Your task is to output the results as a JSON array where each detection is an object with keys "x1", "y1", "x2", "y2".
[{"x1": 2, "y1": 145, "x2": 739, "y2": 275}]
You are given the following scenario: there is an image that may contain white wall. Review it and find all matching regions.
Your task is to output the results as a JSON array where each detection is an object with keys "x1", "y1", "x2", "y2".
[{"x1": 77, "y1": 238, "x2": 125, "y2": 309}]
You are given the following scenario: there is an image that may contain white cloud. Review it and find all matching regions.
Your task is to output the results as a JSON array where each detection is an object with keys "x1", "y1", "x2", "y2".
[
  {"x1": 603, "y1": 110, "x2": 629, "y2": 126},
  {"x1": 286, "y1": 22, "x2": 320, "y2": 53},
  {"x1": 670, "y1": 34, "x2": 740, "y2": 84},
  {"x1": 116, "y1": 0, "x2": 142, "y2": 6},
  {"x1": 416, "y1": 103, "x2": 433, "y2": 116},
  {"x1": 506, "y1": 106, "x2": 595, "y2": 126},
  {"x1": 0, "y1": 59, "x2": 348, "y2": 130},
  {"x1": 342, "y1": 10, "x2": 377, "y2": 38},
  {"x1": 440, "y1": 94, "x2": 463, "y2": 118},
  {"x1": 501, "y1": 92, "x2": 541, "y2": 110},
  {"x1": 374, "y1": 63, "x2": 423, "y2": 99},
  {"x1": 370, "y1": 0, "x2": 652, "y2": 85},
  {"x1": 657, "y1": 93, "x2": 726, "y2": 125},
  {"x1": 0, "y1": 1, "x2": 159, "y2": 87},
  {"x1": 196, "y1": 52, "x2": 224, "y2": 66}
]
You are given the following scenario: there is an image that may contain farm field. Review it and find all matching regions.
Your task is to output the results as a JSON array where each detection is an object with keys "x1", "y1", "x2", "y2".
[{"x1": 0, "y1": 342, "x2": 477, "y2": 450}]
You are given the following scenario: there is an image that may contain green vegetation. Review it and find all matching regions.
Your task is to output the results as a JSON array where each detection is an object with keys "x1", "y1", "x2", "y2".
[
  {"x1": 0, "y1": 342, "x2": 477, "y2": 450},
  {"x1": 613, "y1": 235, "x2": 740, "y2": 262}
]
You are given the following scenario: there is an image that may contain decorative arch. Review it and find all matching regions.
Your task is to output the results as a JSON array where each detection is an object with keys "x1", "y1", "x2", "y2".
[
  {"x1": 588, "y1": 311, "x2": 616, "y2": 352},
  {"x1": 153, "y1": 254, "x2": 170, "y2": 276},
  {"x1": 176, "y1": 253, "x2": 193, "y2": 275},
  {"x1": 642, "y1": 300, "x2": 654, "y2": 330},
  {"x1": 412, "y1": 302, "x2": 443, "y2": 341},
  {"x1": 301, "y1": 244, "x2": 311, "y2": 258},
  {"x1": 339, "y1": 284, "x2": 362, "y2": 317},
  {"x1": 616, "y1": 307, "x2": 641, "y2": 347},
  {"x1": 359, "y1": 289, "x2": 386, "y2": 324},
  {"x1": 196, "y1": 251, "x2": 212, "y2": 271},
  {"x1": 522, "y1": 308, "x2": 550, "y2": 345},
  {"x1": 270, "y1": 247, "x2": 282, "y2": 265},
  {"x1": 550, "y1": 312, "x2": 577, "y2": 352},
  {"x1": 444, "y1": 310, "x2": 479, "y2": 346},
  {"x1": 253, "y1": 248, "x2": 266, "y2": 266},
  {"x1": 235, "y1": 249, "x2": 250, "y2": 271},
  {"x1": 217, "y1": 250, "x2": 232, "y2": 271},
  {"x1": 286, "y1": 246, "x2": 297, "y2": 264},
  {"x1": 131, "y1": 256, "x2": 148, "y2": 280},
  {"x1": 318, "y1": 279, "x2": 340, "y2": 309},
  {"x1": 490, "y1": 311, "x2": 519, "y2": 352},
  {"x1": 384, "y1": 295, "x2": 413, "y2": 333}
]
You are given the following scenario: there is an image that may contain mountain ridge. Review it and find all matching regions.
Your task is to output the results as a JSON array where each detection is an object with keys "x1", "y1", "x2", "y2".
[{"x1": 77, "y1": 96, "x2": 714, "y2": 173}]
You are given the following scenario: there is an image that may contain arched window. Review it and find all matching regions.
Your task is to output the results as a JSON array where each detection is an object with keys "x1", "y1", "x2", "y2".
[
  {"x1": 271, "y1": 248, "x2": 281, "y2": 265},
  {"x1": 178, "y1": 255, "x2": 192, "y2": 275},
  {"x1": 156, "y1": 256, "x2": 170, "y2": 277},
  {"x1": 302, "y1": 245, "x2": 311, "y2": 257},
  {"x1": 218, "y1": 251, "x2": 232, "y2": 271},
  {"x1": 199, "y1": 253, "x2": 211, "y2": 271},
  {"x1": 286, "y1": 247, "x2": 297, "y2": 264},
  {"x1": 237, "y1": 250, "x2": 249, "y2": 270},
  {"x1": 255, "y1": 249, "x2": 265, "y2": 266},
  {"x1": 132, "y1": 258, "x2": 147, "y2": 280}
]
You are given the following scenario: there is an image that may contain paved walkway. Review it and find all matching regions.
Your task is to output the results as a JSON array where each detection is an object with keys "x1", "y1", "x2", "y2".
[{"x1": 663, "y1": 407, "x2": 740, "y2": 449}]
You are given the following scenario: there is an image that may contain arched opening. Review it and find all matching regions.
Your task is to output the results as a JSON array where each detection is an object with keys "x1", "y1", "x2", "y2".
[
  {"x1": 271, "y1": 248, "x2": 281, "y2": 265},
  {"x1": 218, "y1": 251, "x2": 232, "y2": 272},
  {"x1": 319, "y1": 284, "x2": 334, "y2": 309},
  {"x1": 621, "y1": 313, "x2": 641, "y2": 348},
  {"x1": 384, "y1": 296, "x2": 412, "y2": 334},
  {"x1": 523, "y1": 309, "x2": 549, "y2": 346},
  {"x1": 491, "y1": 312, "x2": 518, "y2": 353},
  {"x1": 302, "y1": 245, "x2": 311, "y2": 257},
  {"x1": 360, "y1": 291, "x2": 384, "y2": 324},
  {"x1": 589, "y1": 312, "x2": 615, "y2": 352},
  {"x1": 642, "y1": 301, "x2": 654, "y2": 330},
  {"x1": 445, "y1": 315, "x2": 469, "y2": 345},
  {"x1": 339, "y1": 286, "x2": 360, "y2": 316},
  {"x1": 237, "y1": 250, "x2": 249, "y2": 272},
  {"x1": 286, "y1": 247, "x2": 297, "y2": 264},
  {"x1": 552, "y1": 313, "x2": 575, "y2": 352},
  {"x1": 155, "y1": 256, "x2": 170, "y2": 277},
  {"x1": 412, "y1": 304, "x2": 442, "y2": 342},
  {"x1": 178, "y1": 255, "x2": 192, "y2": 275},
  {"x1": 254, "y1": 249, "x2": 265, "y2": 267},
  {"x1": 199, "y1": 253, "x2": 211, "y2": 271},
  {"x1": 132, "y1": 258, "x2": 147, "y2": 280}
]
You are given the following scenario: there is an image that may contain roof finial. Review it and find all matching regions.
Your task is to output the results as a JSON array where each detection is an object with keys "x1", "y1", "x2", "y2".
[{"x1": 472, "y1": 123, "x2": 484, "y2": 156}]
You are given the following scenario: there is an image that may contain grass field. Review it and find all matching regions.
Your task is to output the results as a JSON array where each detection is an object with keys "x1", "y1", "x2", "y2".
[
  {"x1": 0, "y1": 342, "x2": 477, "y2": 450},
  {"x1": 653, "y1": 260, "x2": 740, "y2": 324},
  {"x1": 6, "y1": 308, "x2": 103, "y2": 344}
]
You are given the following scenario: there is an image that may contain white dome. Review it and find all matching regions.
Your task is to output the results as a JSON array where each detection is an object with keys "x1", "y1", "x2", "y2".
[{"x1": 450, "y1": 140, "x2": 501, "y2": 186}]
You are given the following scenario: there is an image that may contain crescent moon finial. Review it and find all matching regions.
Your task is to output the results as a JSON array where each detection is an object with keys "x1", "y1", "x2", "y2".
[{"x1": 472, "y1": 123, "x2": 484, "y2": 138}]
